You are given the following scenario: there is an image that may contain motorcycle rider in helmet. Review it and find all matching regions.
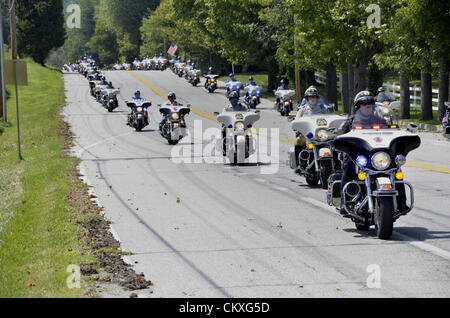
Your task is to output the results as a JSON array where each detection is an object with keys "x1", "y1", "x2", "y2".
[
  {"x1": 338, "y1": 91, "x2": 409, "y2": 214},
  {"x1": 221, "y1": 91, "x2": 248, "y2": 152},
  {"x1": 299, "y1": 85, "x2": 326, "y2": 108},
  {"x1": 227, "y1": 73, "x2": 237, "y2": 83},
  {"x1": 376, "y1": 87, "x2": 392, "y2": 103},
  {"x1": 246, "y1": 76, "x2": 257, "y2": 87},
  {"x1": 245, "y1": 76, "x2": 258, "y2": 101},
  {"x1": 298, "y1": 86, "x2": 328, "y2": 117},
  {"x1": 275, "y1": 79, "x2": 290, "y2": 106},
  {"x1": 159, "y1": 92, "x2": 182, "y2": 131},
  {"x1": 127, "y1": 90, "x2": 145, "y2": 126},
  {"x1": 207, "y1": 67, "x2": 214, "y2": 75}
]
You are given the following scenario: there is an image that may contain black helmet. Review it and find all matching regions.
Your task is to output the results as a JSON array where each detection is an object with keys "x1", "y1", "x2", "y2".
[
  {"x1": 228, "y1": 91, "x2": 239, "y2": 100},
  {"x1": 168, "y1": 92, "x2": 176, "y2": 103},
  {"x1": 305, "y1": 87, "x2": 319, "y2": 98},
  {"x1": 280, "y1": 79, "x2": 287, "y2": 85},
  {"x1": 354, "y1": 91, "x2": 375, "y2": 110},
  {"x1": 249, "y1": 76, "x2": 254, "y2": 81},
  {"x1": 378, "y1": 87, "x2": 386, "y2": 93},
  {"x1": 134, "y1": 90, "x2": 141, "y2": 97},
  {"x1": 229, "y1": 73, "x2": 234, "y2": 78}
]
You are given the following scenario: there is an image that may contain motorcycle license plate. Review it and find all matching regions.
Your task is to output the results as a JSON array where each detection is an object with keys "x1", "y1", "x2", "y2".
[
  {"x1": 174, "y1": 123, "x2": 180, "y2": 128},
  {"x1": 236, "y1": 136, "x2": 245, "y2": 143},
  {"x1": 376, "y1": 177, "x2": 392, "y2": 189}
]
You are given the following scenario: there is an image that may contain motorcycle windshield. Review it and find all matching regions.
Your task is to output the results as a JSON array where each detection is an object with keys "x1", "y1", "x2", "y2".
[{"x1": 334, "y1": 129, "x2": 421, "y2": 167}]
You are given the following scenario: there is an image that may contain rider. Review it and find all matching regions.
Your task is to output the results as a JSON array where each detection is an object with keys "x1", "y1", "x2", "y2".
[
  {"x1": 246, "y1": 76, "x2": 257, "y2": 87},
  {"x1": 127, "y1": 91, "x2": 145, "y2": 126},
  {"x1": 277, "y1": 79, "x2": 289, "y2": 91},
  {"x1": 298, "y1": 86, "x2": 328, "y2": 117},
  {"x1": 275, "y1": 79, "x2": 290, "y2": 106},
  {"x1": 227, "y1": 73, "x2": 237, "y2": 83},
  {"x1": 160, "y1": 92, "x2": 182, "y2": 131},
  {"x1": 207, "y1": 67, "x2": 214, "y2": 75},
  {"x1": 376, "y1": 87, "x2": 392, "y2": 103},
  {"x1": 299, "y1": 85, "x2": 326, "y2": 108},
  {"x1": 245, "y1": 76, "x2": 259, "y2": 101},
  {"x1": 338, "y1": 91, "x2": 409, "y2": 214}
]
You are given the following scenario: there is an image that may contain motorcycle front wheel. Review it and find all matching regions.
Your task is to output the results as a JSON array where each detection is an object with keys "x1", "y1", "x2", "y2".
[
  {"x1": 375, "y1": 197, "x2": 394, "y2": 240},
  {"x1": 319, "y1": 160, "x2": 333, "y2": 190}
]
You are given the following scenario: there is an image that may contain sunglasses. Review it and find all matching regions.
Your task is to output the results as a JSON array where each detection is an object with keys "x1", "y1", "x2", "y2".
[{"x1": 360, "y1": 102, "x2": 373, "y2": 107}]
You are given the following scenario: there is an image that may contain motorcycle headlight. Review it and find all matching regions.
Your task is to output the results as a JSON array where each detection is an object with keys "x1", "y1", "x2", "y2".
[
  {"x1": 171, "y1": 112, "x2": 180, "y2": 120},
  {"x1": 235, "y1": 122, "x2": 245, "y2": 131},
  {"x1": 371, "y1": 152, "x2": 392, "y2": 170},
  {"x1": 317, "y1": 129, "x2": 330, "y2": 141},
  {"x1": 137, "y1": 107, "x2": 143, "y2": 112},
  {"x1": 382, "y1": 107, "x2": 390, "y2": 115}
]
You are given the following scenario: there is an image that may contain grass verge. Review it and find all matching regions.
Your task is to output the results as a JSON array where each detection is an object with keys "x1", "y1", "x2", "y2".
[{"x1": 0, "y1": 60, "x2": 97, "y2": 297}]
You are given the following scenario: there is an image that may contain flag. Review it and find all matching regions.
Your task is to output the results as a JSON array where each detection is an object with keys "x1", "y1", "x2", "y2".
[{"x1": 167, "y1": 44, "x2": 178, "y2": 56}]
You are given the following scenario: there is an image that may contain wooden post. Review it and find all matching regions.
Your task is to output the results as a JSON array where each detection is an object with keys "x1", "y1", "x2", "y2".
[{"x1": 10, "y1": 0, "x2": 23, "y2": 160}]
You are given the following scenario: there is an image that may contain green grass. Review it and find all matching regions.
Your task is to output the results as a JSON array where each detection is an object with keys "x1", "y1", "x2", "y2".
[
  {"x1": 398, "y1": 109, "x2": 442, "y2": 126},
  {"x1": 0, "y1": 59, "x2": 96, "y2": 297}
]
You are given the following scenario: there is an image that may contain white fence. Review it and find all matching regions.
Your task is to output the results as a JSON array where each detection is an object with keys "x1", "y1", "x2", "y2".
[{"x1": 315, "y1": 71, "x2": 440, "y2": 110}]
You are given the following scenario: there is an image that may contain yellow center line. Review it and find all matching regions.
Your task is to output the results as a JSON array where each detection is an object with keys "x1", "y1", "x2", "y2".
[{"x1": 126, "y1": 71, "x2": 450, "y2": 175}]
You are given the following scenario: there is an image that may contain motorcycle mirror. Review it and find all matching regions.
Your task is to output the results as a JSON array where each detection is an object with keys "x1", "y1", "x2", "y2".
[
  {"x1": 255, "y1": 110, "x2": 261, "y2": 114},
  {"x1": 187, "y1": 104, "x2": 191, "y2": 108},
  {"x1": 213, "y1": 112, "x2": 220, "y2": 116},
  {"x1": 407, "y1": 123, "x2": 419, "y2": 134},
  {"x1": 157, "y1": 104, "x2": 162, "y2": 107}
]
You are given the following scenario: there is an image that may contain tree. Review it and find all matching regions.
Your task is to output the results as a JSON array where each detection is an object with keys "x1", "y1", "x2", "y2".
[
  {"x1": 16, "y1": 0, "x2": 66, "y2": 65},
  {"x1": 47, "y1": 0, "x2": 97, "y2": 67}
]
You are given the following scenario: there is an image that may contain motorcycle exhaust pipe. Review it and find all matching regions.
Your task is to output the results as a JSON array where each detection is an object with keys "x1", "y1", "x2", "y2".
[{"x1": 344, "y1": 181, "x2": 361, "y2": 198}]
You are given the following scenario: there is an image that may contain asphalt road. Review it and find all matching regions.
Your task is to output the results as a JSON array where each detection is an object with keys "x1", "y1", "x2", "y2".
[{"x1": 63, "y1": 70, "x2": 450, "y2": 298}]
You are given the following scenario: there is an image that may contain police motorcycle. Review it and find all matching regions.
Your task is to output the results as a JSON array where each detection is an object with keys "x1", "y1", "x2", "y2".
[
  {"x1": 158, "y1": 103, "x2": 191, "y2": 145},
  {"x1": 93, "y1": 80, "x2": 110, "y2": 103},
  {"x1": 184, "y1": 63, "x2": 193, "y2": 80},
  {"x1": 275, "y1": 88, "x2": 296, "y2": 116},
  {"x1": 133, "y1": 58, "x2": 145, "y2": 70},
  {"x1": 176, "y1": 62, "x2": 186, "y2": 77},
  {"x1": 126, "y1": 100, "x2": 152, "y2": 132},
  {"x1": 244, "y1": 85, "x2": 263, "y2": 109},
  {"x1": 88, "y1": 76, "x2": 103, "y2": 97},
  {"x1": 100, "y1": 86, "x2": 120, "y2": 112},
  {"x1": 288, "y1": 108, "x2": 346, "y2": 189},
  {"x1": 214, "y1": 102, "x2": 261, "y2": 165},
  {"x1": 113, "y1": 62, "x2": 124, "y2": 71},
  {"x1": 327, "y1": 110, "x2": 421, "y2": 239},
  {"x1": 157, "y1": 56, "x2": 168, "y2": 71},
  {"x1": 188, "y1": 68, "x2": 201, "y2": 86},
  {"x1": 122, "y1": 62, "x2": 131, "y2": 70},
  {"x1": 204, "y1": 74, "x2": 219, "y2": 93},
  {"x1": 443, "y1": 102, "x2": 450, "y2": 139}
]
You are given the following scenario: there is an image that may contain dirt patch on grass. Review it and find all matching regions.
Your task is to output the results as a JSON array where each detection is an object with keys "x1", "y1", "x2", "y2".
[{"x1": 60, "y1": 119, "x2": 153, "y2": 295}]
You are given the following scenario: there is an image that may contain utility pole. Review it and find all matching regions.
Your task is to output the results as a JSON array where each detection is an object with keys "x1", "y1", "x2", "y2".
[
  {"x1": 294, "y1": 16, "x2": 301, "y2": 104},
  {"x1": 0, "y1": 7, "x2": 6, "y2": 121},
  {"x1": 9, "y1": 0, "x2": 23, "y2": 160}
]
